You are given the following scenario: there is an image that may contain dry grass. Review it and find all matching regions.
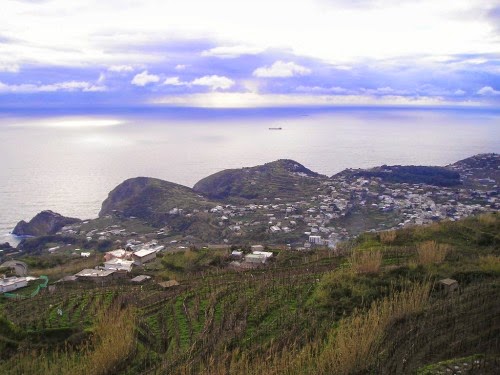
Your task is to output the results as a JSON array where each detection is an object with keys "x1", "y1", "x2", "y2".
[
  {"x1": 416, "y1": 241, "x2": 450, "y2": 265},
  {"x1": 477, "y1": 213, "x2": 497, "y2": 226},
  {"x1": 315, "y1": 281, "x2": 431, "y2": 374},
  {"x1": 479, "y1": 255, "x2": 500, "y2": 273},
  {"x1": 379, "y1": 230, "x2": 397, "y2": 244},
  {"x1": 30, "y1": 255, "x2": 101, "y2": 279},
  {"x1": 0, "y1": 303, "x2": 136, "y2": 375},
  {"x1": 351, "y1": 249, "x2": 382, "y2": 274}
]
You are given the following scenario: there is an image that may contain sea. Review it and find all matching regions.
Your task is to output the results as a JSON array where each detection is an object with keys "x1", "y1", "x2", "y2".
[{"x1": 1, "y1": 106, "x2": 499, "y2": 246}]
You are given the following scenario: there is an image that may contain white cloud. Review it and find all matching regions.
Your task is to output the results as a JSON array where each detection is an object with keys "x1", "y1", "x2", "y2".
[
  {"x1": 477, "y1": 86, "x2": 500, "y2": 96},
  {"x1": 163, "y1": 76, "x2": 188, "y2": 86},
  {"x1": 296, "y1": 85, "x2": 350, "y2": 94},
  {"x1": 174, "y1": 64, "x2": 187, "y2": 70},
  {"x1": 191, "y1": 75, "x2": 234, "y2": 90},
  {"x1": 0, "y1": 80, "x2": 106, "y2": 93},
  {"x1": 454, "y1": 89, "x2": 466, "y2": 96},
  {"x1": 108, "y1": 65, "x2": 134, "y2": 73},
  {"x1": 0, "y1": 63, "x2": 20, "y2": 73},
  {"x1": 0, "y1": 0, "x2": 498, "y2": 68},
  {"x1": 361, "y1": 87, "x2": 411, "y2": 96},
  {"x1": 131, "y1": 70, "x2": 160, "y2": 86},
  {"x1": 253, "y1": 61, "x2": 311, "y2": 78},
  {"x1": 201, "y1": 45, "x2": 264, "y2": 58},
  {"x1": 152, "y1": 92, "x2": 481, "y2": 108}
]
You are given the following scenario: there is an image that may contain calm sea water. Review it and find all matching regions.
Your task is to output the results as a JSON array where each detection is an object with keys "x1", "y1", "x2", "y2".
[{"x1": 1, "y1": 107, "x2": 499, "y2": 245}]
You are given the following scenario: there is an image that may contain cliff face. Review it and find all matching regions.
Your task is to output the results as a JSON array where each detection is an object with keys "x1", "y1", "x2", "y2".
[
  {"x1": 12, "y1": 210, "x2": 81, "y2": 236},
  {"x1": 193, "y1": 159, "x2": 324, "y2": 201}
]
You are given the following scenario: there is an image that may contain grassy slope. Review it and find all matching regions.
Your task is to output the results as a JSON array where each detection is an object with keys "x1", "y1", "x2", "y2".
[
  {"x1": 193, "y1": 159, "x2": 326, "y2": 201},
  {"x1": 99, "y1": 177, "x2": 216, "y2": 220},
  {"x1": 0, "y1": 213, "x2": 498, "y2": 374}
]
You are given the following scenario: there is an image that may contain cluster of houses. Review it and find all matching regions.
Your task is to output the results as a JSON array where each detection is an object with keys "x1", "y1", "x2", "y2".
[
  {"x1": 69, "y1": 241, "x2": 164, "y2": 283},
  {"x1": 202, "y1": 159, "x2": 497, "y2": 249}
]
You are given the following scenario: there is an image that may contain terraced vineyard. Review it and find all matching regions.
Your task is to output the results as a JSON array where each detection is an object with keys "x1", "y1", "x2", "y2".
[{"x1": 0, "y1": 213, "x2": 499, "y2": 374}]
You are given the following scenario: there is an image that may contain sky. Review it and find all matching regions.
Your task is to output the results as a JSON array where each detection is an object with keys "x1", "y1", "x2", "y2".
[{"x1": 0, "y1": 0, "x2": 499, "y2": 109}]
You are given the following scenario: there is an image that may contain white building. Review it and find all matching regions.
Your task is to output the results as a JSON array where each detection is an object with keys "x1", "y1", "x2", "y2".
[
  {"x1": 104, "y1": 258, "x2": 134, "y2": 272},
  {"x1": 75, "y1": 269, "x2": 116, "y2": 282},
  {"x1": 0, "y1": 276, "x2": 28, "y2": 293},
  {"x1": 245, "y1": 253, "x2": 267, "y2": 264},
  {"x1": 309, "y1": 235, "x2": 323, "y2": 245},
  {"x1": 252, "y1": 251, "x2": 273, "y2": 259},
  {"x1": 133, "y1": 248, "x2": 157, "y2": 266}
]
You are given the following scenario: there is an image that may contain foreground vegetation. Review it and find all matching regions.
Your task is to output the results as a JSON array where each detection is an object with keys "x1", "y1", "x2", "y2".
[{"x1": 0, "y1": 213, "x2": 499, "y2": 374}]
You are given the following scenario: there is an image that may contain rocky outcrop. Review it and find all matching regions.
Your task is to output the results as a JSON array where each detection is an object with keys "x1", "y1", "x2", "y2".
[{"x1": 12, "y1": 210, "x2": 81, "y2": 236}]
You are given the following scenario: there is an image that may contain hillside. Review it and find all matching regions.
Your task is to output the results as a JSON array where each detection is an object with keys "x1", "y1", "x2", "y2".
[
  {"x1": 193, "y1": 159, "x2": 325, "y2": 201},
  {"x1": 1, "y1": 213, "x2": 499, "y2": 374},
  {"x1": 99, "y1": 177, "x2": 215, "y2": 222},
  {"x1": 8, "y1": 153, "x2": 498, "y2": 253},
  {"x1": 334, "y1": 165, "x2": 461, "y2": 187}
]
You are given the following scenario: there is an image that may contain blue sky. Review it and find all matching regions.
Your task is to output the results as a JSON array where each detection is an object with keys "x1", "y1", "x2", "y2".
[{"x1": 1, "y1": 0, "x2": 499, "y2": 108}]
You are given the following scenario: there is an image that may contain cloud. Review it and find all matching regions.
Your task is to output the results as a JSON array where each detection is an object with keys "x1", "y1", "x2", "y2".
[
  {"x1": 0, "y1": 80, "x2": 106, "y2": 93},
  {"x1": 477, "y1": 86, "x2": 500, "y2": 96},
  {"x1": 163, "y1": 76, "x2": 188, "y2": 86},
  {"x1": 152, "y1": 92, "x2": 480, "y2": 108},
  {"x1": 253, "y1": 61, "x2": 311, "y2": 78},
  {"x1": 191, "y1": 75, "x2": 234, "y2": 90},
  {"x1": 0, "y1": 63, "x2": 20, "y2": 73},
  {"x1": 175, "y1": 64, "x2": 187, "y2": 70},
  {"x1": 361, "y1": 87, "x2": 411, "y2": 96},
  {"x1": 163, "y1": 75, "x2": 235, "y2": 90},
  {"x1": 296, "y1": 85, "x2": 350, "y2": 94},
  {"x1": 131, "y1": 70, "x2": 160, "y2": 86},
  {"x1": 108, "y1": 65, "x2": 134, "y2": 73},
  {"x1": 1, "y1": 0, "x2": 498, "y2": 70},
  {"x1": 202, "y1": 45, "x2": 264, "y2": 58}
]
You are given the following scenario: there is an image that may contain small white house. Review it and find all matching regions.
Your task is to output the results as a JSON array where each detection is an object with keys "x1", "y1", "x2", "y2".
[
  {"x1": 75, "y1": 269, "x2": 116, "y2": 282},
  {"x1": 252, "y1": 251, "x2": 273, "y2": 259},
  {"x1": 309, "y1": 235, "x2": 322, "y2": 245},
  {"x1": 133, "y1": 248, "x2": 157, "y2": 266},
  {"x1": 104, "y1": 258, "x2": 134, "y2": 272},
  {"x1": 0, "y1": 276, "x2": 28, "y2": 293},
  {"x1": 245, "y1": 253, "x2": 267, "y2": 264}
]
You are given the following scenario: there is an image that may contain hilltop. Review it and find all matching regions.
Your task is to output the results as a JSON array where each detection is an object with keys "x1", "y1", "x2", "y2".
[
  {"x1": 193, "y1": 159, "x2": 324, "y2": 201},
  {"x1": 99, "y1": 177, "x2": 215, "y2": 222}
]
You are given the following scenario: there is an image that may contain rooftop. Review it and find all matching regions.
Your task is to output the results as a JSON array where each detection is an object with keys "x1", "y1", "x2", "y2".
[{"x1": 75, "y1": 269, "x2": 115, "y2": 278}]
